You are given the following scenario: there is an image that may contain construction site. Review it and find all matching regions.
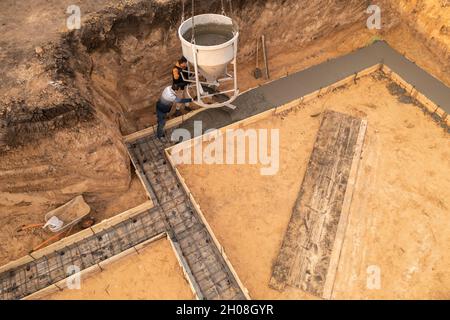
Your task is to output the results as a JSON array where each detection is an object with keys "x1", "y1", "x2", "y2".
[{"x1": 0, "y1": 0, "x2": 449, "y2": 301}]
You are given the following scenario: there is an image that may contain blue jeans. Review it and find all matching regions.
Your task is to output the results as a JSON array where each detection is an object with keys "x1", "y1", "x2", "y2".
[{"x1": 156, "y1": 101, "x2": 170, "y2": 138}]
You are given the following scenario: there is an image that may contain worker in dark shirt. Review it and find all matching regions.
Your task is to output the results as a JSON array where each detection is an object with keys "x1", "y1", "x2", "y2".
[
  {"x1": 172, "y1": 56, "x2": 189, "y2": 90},
  {"x1": 172, "y1": 56, "x2": 192, "y2": 116},
  {"x1": 156, "y1": 85, "x2": 192, "y2": 139}
]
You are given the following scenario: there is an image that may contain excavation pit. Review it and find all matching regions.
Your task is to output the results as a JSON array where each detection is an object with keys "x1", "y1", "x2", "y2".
[{"x1": 1, "y1": 0, "x2": 450, "y2": 301}]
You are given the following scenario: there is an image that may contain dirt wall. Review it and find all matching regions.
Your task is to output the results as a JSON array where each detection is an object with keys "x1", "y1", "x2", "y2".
[{"x1": 392, "y1": 0, "x2": 450, "y2": 65}]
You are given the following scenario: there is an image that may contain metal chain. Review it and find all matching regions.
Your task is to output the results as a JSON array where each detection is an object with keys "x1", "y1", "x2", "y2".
[
  {"x1": 181, "y1": 0, "x2": 185, "y2": 22},
  {"x1": 228, "y1": 0, "x2": 237, "y2": 33},
  {"x1": 221, "y1": 0, "x2": 226, "y2": 15},
  {"x1": 191, "y1": 0, "x2": 196, "y2": 43}
]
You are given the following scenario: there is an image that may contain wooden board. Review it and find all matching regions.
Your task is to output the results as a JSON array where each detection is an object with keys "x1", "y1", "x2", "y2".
[
  {"x1": 381, "y1": 65, "x2": 449, "y2": 127},
  {"x1": 90, "y1": 201, "x2": 153, "y2": 233},
  {"x1": 127, "y1": 137, "x2": 249, "y2": 300},
  {"x1": 269, "y1": 111, "x2": 367, "y2": 298},
  {"x1": 166, "y1": 65, "x2": 381, "y2": 158},
  {"x1": 322, "y1": 119, "x2": 367, "y2": 299},
  {"x1": 0, "y1": 202, "x2": 162, "y2": 300},
  {"x1": 28, "y1": 201, "x2": 153, "y2": 260},
  {"x1": 123, "y1": 108, "x2": 205, "y2": 143}
]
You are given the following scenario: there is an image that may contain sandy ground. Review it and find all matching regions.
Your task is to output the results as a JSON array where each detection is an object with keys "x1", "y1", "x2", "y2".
[
  {"x1": 42, "y1": 238, "x2": 194, "y2": 300},
  {"x1": 177, "y1": 74, "x2": 450, "y2": 300}
]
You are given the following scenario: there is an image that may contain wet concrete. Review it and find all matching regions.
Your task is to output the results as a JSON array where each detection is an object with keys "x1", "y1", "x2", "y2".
[
  {"x1": 181, "y1": 89, "x2": 270, "y2": 134},
  {"x1": 180, "y1": 41, "x2": 450, "y2": 136},
  {"x1": 183, "y1": 23, "x2": 235, "y2": 46}
]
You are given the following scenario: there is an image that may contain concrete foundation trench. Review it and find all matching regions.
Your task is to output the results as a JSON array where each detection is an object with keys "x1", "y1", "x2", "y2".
[{"x1": 0, "y1": 37, "x2": 449, "y2": 299}]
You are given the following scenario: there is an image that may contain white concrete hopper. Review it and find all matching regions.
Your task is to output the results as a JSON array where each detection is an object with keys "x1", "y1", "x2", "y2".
[{"x1": 178, "y1": 14, "x2": 239, "y2": 82}]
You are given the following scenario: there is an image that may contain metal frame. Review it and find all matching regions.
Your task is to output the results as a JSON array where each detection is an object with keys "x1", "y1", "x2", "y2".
[{"x1": 182, "y1": 42, "x2": 239, "y2": 110}]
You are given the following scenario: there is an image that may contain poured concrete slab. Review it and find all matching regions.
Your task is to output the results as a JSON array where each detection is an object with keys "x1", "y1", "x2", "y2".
[{"x1": 181, "y1": 41, "x2": 450, "y2": 135}]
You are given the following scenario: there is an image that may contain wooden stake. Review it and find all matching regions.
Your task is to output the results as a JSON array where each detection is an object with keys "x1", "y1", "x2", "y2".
[{"x1": 262, "y1": 35, "x2": 270, "y2": 79}]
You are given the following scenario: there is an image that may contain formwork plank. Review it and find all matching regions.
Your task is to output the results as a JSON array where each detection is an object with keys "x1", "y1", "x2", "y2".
[
  {"x1": 127, "y1": 136, "x2": 248, "y2": 300},
  {"x1": 0, "y1": 207, "x2": 164, "y2": 300},
  {"x1": 269, "y1": 111, "x2": 367, "y2": 298}
]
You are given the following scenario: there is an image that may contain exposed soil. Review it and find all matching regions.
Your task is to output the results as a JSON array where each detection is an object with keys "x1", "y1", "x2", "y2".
[
  {"x1": 389, "y1": 0, "x2": 450, "y2": 69},
  {"x1": 0, "y1": 0, "x2": 449, "y2": 281},
  {"x1": 0, "y1": 174, "x2": 147, "y2": 266},
  {"x1": 40, "y1": 239, "x2": 194, "y2": 300},
  {"x1": 177, "y1": 74, "x2": 450, "y2": 299}
]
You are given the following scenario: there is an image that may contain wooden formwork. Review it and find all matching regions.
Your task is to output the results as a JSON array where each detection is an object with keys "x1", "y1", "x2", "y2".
[
  {"x1": 381, "y1": 65, "x2": 450, "y2": 127},
  {"x1": 165, "y1": 63, "x2": 383, "y2": 157},
  {"x1": 24, "y1": 232, "x2": 167, "y2": 300},
  {"x1": 123, "y1": 108, "x2": 205, "y2": 144},
  {"x1": 0, "y1": 202, "x2": 153, "y2": 273},
  {"x1": 0, "y1": 201, "x2": 171, "y2": 300},
  {"x1": 6, "y1": 56, "x2": 447, "y2": 300},
  {"x1": 165, "y1": 149, "x2": 251, "y2": 300},
  {"x1": 127, "y1": 136, "x2": 250, "y2": 300}
]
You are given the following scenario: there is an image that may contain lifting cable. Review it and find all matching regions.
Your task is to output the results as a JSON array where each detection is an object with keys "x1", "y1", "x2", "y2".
[
  {"x1": 221, "y1": 0, "x2": 226, "y2": 15},
  {"x1": 191, "y1": 0, "x2": 196, "y2": 44},
  {"x1": 188, "y1": 0, "x2": 234, "y2": 42},
  {"x1": 181, "y1": 0, "x2": 185, "y2": 23}
]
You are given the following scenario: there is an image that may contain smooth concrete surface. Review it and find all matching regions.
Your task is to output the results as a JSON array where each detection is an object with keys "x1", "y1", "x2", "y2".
[{"x1": 181, "y1": 41, "x2": 450, "y2": 135}]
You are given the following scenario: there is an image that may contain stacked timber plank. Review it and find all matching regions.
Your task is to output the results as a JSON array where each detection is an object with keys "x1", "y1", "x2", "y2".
[{"x1": 270, "y1": 110, "x2": 367, "y2": 299}]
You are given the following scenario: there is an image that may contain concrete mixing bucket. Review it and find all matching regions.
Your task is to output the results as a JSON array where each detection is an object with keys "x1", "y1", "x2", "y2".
[{"x1": 178, "y1": 14, "x2": 239, "y2": 82}]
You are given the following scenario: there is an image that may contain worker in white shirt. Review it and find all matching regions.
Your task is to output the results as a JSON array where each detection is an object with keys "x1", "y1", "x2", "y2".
[{"x1": 156, "y1": 85, "x2": 193, "y2": 139}]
